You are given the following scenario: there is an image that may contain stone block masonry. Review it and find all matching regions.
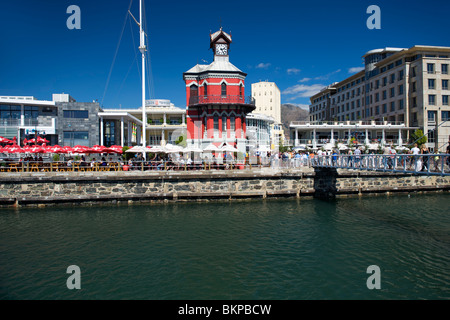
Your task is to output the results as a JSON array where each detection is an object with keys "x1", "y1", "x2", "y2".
[{"x1": 0, "y1": 168, "x2": 449, "y2": 208}]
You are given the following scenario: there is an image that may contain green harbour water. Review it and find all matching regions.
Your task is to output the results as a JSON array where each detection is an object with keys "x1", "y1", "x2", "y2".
[{"x1": 0, "y1": 193, "x2": 449, "y2": 300}]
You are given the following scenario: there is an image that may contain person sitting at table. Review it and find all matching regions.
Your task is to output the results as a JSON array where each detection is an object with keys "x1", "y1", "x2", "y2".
[
  {"x1": 90, "y1": 158, "x2": 97, "y2": 168},
  {"x1": 100, "y1": 157, "x2": 107, "y2": 167},
  {"x1": 67, "y1": 158, "x2": 73, "y2": 168}
]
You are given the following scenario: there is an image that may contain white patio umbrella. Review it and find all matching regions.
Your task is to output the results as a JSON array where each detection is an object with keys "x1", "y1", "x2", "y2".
[
  {"x1": 163, "y1": 144, "x2": 184, "y2": 153},
  {"x1": 338, "y1": 145, "x2": 348, "y2": 151},
  {"x1": 203, "y1": 144, "x2": 220, "y2": 152},
  {"x1": 368, "y1": 143, "x2": 379, "y2": 150},
  {"x1": 147, "y1": 146, "x2": 164, "y2": 153},
  {"x1": 183, "y1": 145, "x2": 203, "y2": 153},
  {"x1": 125, "y1": 146, "x2": 147, "y2": 153},
  {"x1": 220, "y1": 143, "x2": 239, "y2": 152},
  {"x1": 323, "y1": 143, "x2": 334, "y2": 151}
]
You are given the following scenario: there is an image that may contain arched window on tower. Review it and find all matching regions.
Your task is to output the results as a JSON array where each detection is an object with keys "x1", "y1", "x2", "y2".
[
  {"x1": 221, "y1": 83, "x2": 227, "y2": 97},
  {"x1": 190, "y1": 85, "x2": 198, "y2": 104},
  {"x1": 239, "y1": 84, "x2": 243, "y2": 98},
  {"x1": 204, "y1": 83, "x2": 208, "y2": 96}
]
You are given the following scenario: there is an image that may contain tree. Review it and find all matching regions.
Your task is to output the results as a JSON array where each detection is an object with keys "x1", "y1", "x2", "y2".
[
  {"x1": 411, "y1": 129, "x2": 428, "y2": 146},
  {"x1": 122, "y1": 146, "x2": 133, "y2": 160}
]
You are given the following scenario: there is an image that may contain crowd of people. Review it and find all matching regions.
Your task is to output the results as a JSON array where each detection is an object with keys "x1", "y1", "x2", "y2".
[{"x1": 2, "y1": 140, "x2": 450, "y2": 173}]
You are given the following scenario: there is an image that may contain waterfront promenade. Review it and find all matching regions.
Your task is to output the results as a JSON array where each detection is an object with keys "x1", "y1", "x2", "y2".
[{"x1": 1, "y1": 163, "x2": 449, "y2": 208}]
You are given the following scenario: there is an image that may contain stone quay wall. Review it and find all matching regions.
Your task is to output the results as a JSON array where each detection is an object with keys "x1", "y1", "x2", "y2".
[{"x1": 0, "y1": 168, "x2": 449, "y2": 207}]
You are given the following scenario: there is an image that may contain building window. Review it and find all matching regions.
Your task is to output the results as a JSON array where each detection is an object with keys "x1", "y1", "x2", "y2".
[
  {"x1": 427, "y1": 63, "x2": 435, "y2": 74},
  {"x1": 390, "y1": 88, "x2": 395, "y2": 98},
  {"x1": 390, "y1": 73, "x2": 395, "y2": 84},
  {"x1": 230, "y1": 116, "x2": 235, "y2": 131},
  {"x1": 104, "y1": 121, "x2": 115, "y2": 147},
  {"x1": 204, "y1": 84, "x2": 207, "y2": 96},
  {"x1": 398, "y1": 84, "x2": 404, "y2": 95},
  {"x1": 221, "y1": 83, "x2": 227, "y2": 97},
  {"x1": 382, "y1": 104, "x2": 387, "y2": 113},
  {"x1": 428, "y1": 95, "x2": 436, "y2": 105},
  {"x1": 390, "y1": 102, "x2": 395, "y2": 112},
  {"x1": 213, "y1": 115, "x2": 219, "y2": 132},
  {"x1": 428, "y1": 130, "x2": 435, "y2": 143},
  {"x1": 382, "y1": 77, "x2": 387, "y2": 86},
  {"x1": 442, "y1": 64, "x2": 448, "y2": 74},
  {"x1": 428, "y1": 111, "x2": 436, "y2": 122},
  {"x1": 428, "y1": 79, "x2": 435, "y2": 90},
  {"x1": 0, "y1": 105, "x2": 21, "y2": 121},
  {"x1": 375, "y1": 93, "x2": 379, "y2": 102},
  {"x1": 442, "y1": 111, "x2": 450, "y2": 121},
  {"x1": 398, "y1": 99, "x2": 404, "y2": 110},
  {"x1": 412, "y1": 82, "x2": 416, "y2": 92},
  {"x1": 382, "y1": 90, "x2": 387, "y2": 100},
  {"x1": 222, "y1": 116, "x2": 227, "y2": 132},
  {"x1": 398, "y1": 70, "x2": 404, "y2": 80},
  {"x1": 442, "y1": 80, "x2": 449, "y2": 90},
  {"x1": 411, "y1": 67, "x2": 416, "y2": 77},
  {"x1": 375, "y1": 106, "x2": 379, "y2": 115},
  {"x1": 63, "y1": 110, "x2": 89, "y2": 119},
  {"x1": 24, "y1": 106, "x2": 39, "y2": 120},
  {"x1": 63, "y1": 131, "x2": 89, "y2": 147},
  {"x1": 443, "y1": 95, "x2": 449, "y2": 106}
]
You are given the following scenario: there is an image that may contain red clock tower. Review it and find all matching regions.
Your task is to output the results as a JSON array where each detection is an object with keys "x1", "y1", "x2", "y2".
[{"x1": 183, "y1": 28, "x2": 255, "y2": 153}]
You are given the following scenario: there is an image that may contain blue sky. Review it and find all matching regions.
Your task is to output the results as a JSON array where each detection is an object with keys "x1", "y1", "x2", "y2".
[{"x1": 1, "y1": 0, "x2": 449, "y2": 110}]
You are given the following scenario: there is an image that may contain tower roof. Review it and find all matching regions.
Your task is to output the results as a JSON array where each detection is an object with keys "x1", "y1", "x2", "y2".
[
  {"x1": 184, "y1": 59, "x2": 244, "y2": 75},
  {"x1": 210, "y1": 28, "x2": 232, "y2": 48}
]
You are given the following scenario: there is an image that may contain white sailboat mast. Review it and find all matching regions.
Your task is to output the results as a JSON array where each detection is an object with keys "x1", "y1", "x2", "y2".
[{"x1": 139, "y1": 0, "x2": 147, "y2": 159}]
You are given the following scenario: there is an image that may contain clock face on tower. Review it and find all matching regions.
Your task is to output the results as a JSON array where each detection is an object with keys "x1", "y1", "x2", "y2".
[{"x1": 215, "y1": 43, "x2": 228, "y2": 55}]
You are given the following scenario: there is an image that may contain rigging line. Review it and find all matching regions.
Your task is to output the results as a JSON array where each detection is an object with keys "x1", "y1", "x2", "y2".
[
  {"x1": 111, "y1": 53, "x2": 139, "y2": 106},
  {"x1": 101, "y1": 0, "x2": 134, "y2": 107}
]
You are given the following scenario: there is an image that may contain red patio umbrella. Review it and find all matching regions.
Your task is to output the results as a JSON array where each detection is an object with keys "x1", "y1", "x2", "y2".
[
  {"x1": 26, "y1": 137, "x2": 50, "y2": 145},
  {"x1": 5, "y1": 145, "x2": 24, "y2": 153},
  {"x1": 103, "y1": 145, "x2": 123, "y2": 154},
  {"x1": 85, "y1": 145, "x2": 106, "y2": 154},
  {"x1": 48, "y1": 145, "x2": 64, "y2": 153},
  {"x1": 29, "y1": 145, "x2": 45, "y2": 153},
  {"x1": 62, "y1": 146, "x2": 73, "y2": 154},
  {"x1": 22, "y1": 146, "x2": 33, "y2": 153},
  {"x1": 37, "y1": 137, "x2": 49, "y2": 144},
  {"x1": 72, "y1": 145, "x2": 88, "y2": 153},
  {"x1": 0, "y1": 136, "x2": 13, "y2": 144}
]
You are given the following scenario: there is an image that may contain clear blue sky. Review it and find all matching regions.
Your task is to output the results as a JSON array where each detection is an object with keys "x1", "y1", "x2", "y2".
[{"x1": 1, "y1": 0, "x2": 449, "y2": 110}]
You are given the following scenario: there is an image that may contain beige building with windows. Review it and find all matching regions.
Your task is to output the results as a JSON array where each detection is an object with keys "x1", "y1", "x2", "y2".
[
  {"x1": 251, "y1": 81, "x2": 281, "y2": 124},
  {"x1": 309, "y1": 46, "x2": 450, "y2": 152}
]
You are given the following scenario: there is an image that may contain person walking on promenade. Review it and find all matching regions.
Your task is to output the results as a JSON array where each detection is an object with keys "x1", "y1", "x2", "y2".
[
  {"x1": 421, "y1": 145, "x2": 430, "y2": 172},
  {"x1": 411, "y1": 143, "x2": 420, "y2": 171},
  {"x1": 446, "y1": 142, "x2": 450, "y2": 168},
  {"x1": 383, "y1": 143, "x2": 391, "y2": 169}
]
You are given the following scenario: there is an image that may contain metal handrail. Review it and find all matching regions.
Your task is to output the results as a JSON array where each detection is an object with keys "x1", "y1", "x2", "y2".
[{"x1": 310, "y1": 154, "x2": 450, "y2": 176}]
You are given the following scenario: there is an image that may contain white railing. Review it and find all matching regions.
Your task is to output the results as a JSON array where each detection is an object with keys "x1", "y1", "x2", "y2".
[{"x1": 311, "y1": 154, "x2": 450, "y2": 176}]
